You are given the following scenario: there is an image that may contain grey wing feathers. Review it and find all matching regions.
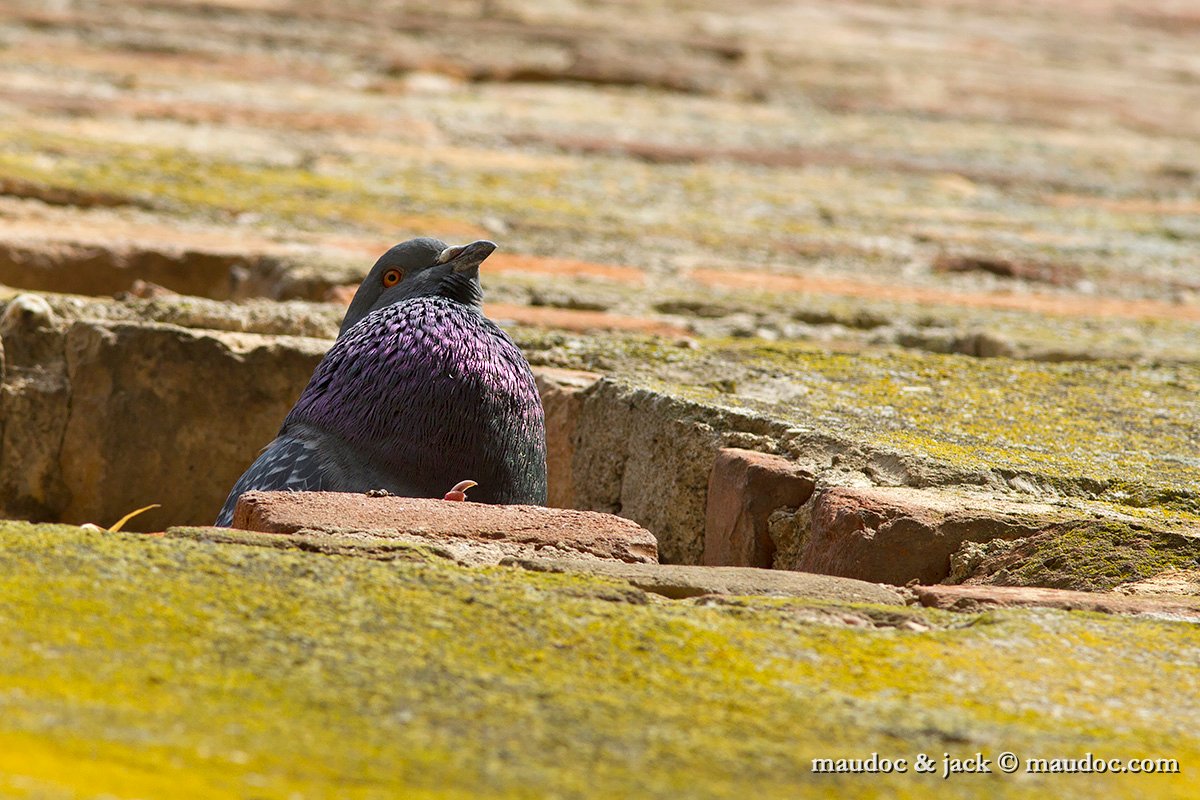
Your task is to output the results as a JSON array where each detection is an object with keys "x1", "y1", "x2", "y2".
[{"x1": 214, "y1": 435, "x2": 330, "y2": 526}]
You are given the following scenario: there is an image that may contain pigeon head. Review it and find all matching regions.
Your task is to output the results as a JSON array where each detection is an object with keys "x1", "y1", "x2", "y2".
[{"x1": 338, "y1": 237, "x2": 497, "y2": 337}]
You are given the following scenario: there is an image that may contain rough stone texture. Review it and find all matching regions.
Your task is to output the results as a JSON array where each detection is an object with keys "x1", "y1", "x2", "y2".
[
  {"x1": 0, "y1": 295, "x2": 71, "y2": 520},
  {"x1": 703, "y1": 447, "x2": 815, "y2": 568},
  {"x1": 0, "y1": 287, "x2": 345, "y2": 339},
  {"x1": 767, "y1": 503, "x2": 811, "y2": 571},
  {"x1": 952, "y1": 520, "x2": 1200, "y2": 592},
  {"x1": 62, "y1": 322, "x2": 326, "y2": 529},
  {"x1": 506, "y1": 557, "x2": 903, "y2": 604},
  {"x1": 532, "y1": 366, "x2": 601, "y2": 509},
  {"x1": 232, "y1": 490, "x2": 659, "y2": 564},
  {"x1": 0, "y1": 239, "x2": 281, "y2": 299},
  {"x1": 790, "y1": 486, "x2": 1069, "y2": 585},
  {"x1": 571, "y1": 380, "x2": 726, "y2": 565},
  {"x1": 0, "y1": 238, "x2": 368, "y2": 302},
  {"x1": 0, "y1": 311, "x2": 326, "y2": 530},
  {"x1": 913, "y1": 583, "x2": 1200, "y2": 622},
  {"x1": 2, "y1": 0, "x2": 1200, "y2": 792},
  {"x1": 1116, "y1": 568, "x2": 1200, "y2": 597},
  {"x1": 3, "y1": 521, "x2": 1199, "y2": 798},
  {"x1": 517, "y1": 335, "x2": 1200, "y2": 509},
  {"x1": 168, "y1": 524, "x2": 450, "y2": 562}
]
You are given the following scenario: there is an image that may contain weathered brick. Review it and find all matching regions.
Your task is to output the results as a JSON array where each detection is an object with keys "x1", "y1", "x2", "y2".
[
  {"x1": 532, "y1": 366, "x2": 601, "y2": 509},
  {"x1": 791, "y1": 486, "x2": 1063, "y2": 584},
  {"x1": 703, "y1": 448, "x2": 814, "y2": 568},
  {"x1": 232, "y1": 490, "x2": 658, "y2": 565}
]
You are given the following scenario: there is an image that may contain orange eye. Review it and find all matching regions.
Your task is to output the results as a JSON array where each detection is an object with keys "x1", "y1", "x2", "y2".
[{"x1": 381, "y1": 269, "x2": 402, "y2": 287}]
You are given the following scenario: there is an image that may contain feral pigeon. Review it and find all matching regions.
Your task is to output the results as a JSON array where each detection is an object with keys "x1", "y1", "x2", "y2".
[{"x1": 215, "y1": 238, "x2": 546, "y2": 526}]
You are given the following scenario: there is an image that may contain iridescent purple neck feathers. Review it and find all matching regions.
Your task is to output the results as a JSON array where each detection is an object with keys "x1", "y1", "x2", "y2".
[{"x1": 285, "y1": 296, "x2": 546, "y2": 504}]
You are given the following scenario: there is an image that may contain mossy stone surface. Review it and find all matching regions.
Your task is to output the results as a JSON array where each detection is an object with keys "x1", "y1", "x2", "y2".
[
  {"x1": 516, "y1": 331, "x2": 1200, "y2": 512},
  {"x1": 1, "y1": 522, "x2": 1196, "y2": 798},
  {"x1": 968, "y1": 519, "x2": 1200, "y2": 591}
]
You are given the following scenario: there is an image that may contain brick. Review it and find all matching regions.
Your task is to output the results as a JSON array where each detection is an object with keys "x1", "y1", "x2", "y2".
[
  {"x1": 791, "y1": 486, "x2": 1063, "y2": 585},
  {"x1": 702, "y1": 448, "x2": 814, "y2": 568},
  {"x1": 231, "y1": 490, "x2": 658, "y2": 565},
  {"x1": 532, "y1": 366, "x2": 601, "y2": 509}
]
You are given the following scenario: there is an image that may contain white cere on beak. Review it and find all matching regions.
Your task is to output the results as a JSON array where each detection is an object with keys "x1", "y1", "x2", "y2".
[{"x1": 436, "y1": 245, "x2": 463, "y2": 265}]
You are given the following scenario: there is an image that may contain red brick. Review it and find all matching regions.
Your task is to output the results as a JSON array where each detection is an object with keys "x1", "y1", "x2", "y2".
[
  {"x1": 791, "y1": 486, "x2": 1061, "y2": 584},
  {"x1": 231, "y1": 490, "x2": 657, "y2": 564},
  {"x1": 703, "y1": 448, "x2": 814, "y2": 568},
  {"x1": 532, "y1": 366, "x2": 601, "y2": 510}
]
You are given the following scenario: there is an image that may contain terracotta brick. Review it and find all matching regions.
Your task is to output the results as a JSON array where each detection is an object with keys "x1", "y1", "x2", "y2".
[
  {"x1": 703, "y1": 448, "x2": 814, "y2": 568},
  {"x1": 791, "y1": 486, "x2": 1062, "y2": 585},
  {"x1": 532, "y1": 366, "x2": 601, "y2": 509},
  {"x1": 231, "y1": 490, "x2": 657, "y2": 565}
]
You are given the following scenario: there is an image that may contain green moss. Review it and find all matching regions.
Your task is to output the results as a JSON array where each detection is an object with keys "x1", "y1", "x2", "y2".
[
  {"x1": 983, "y1": 520, "x2": 1200, "y2": 591},
  {"x1": 164, "y1": 525, "x2": 450, "y2": 563},
  {"x1": 517, "y1": 331, "x2": 1200, "y2": 507},
  {"x1": 0, "y1": 125, "x2": 674, "y2": 241},
  {"x1": 2, "y1": 115, "x2": 1197, "y2": 364},
  {"x1": 0, "y1": 522, "x2": 1198, "y2": 798},
  {"x1": 1082, "y1": 500, "x2": 1200, "y2": 529}
]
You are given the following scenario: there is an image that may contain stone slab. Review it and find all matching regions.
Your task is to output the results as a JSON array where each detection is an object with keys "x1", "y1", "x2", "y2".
[
  {"x1": 790, "y1": 485, "x2": 1068, "y2": 585},
  {"x1": 8, "y1": 520, "x2": 1200, "y2": 797},
  {"x1": 506, "y1": 557, "x2": 904, "y2": 604},
  {"x1": 703, "y1": 447, "x2": 815, "y2": 568},
  {"x1": 914, "y1": 583, "x2": 1200, "y2": 622},
  {"x1": 532, "y1": 366, "x2": 601, "y2": 509},
  {"x1": 231, "y1": 490, "x2": 659, "y2": 564}
]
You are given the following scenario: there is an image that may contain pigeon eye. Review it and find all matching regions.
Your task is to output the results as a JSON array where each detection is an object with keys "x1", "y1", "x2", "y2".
[{"x1": 381, "y1": 269, "x2": 403, "y2": 287}]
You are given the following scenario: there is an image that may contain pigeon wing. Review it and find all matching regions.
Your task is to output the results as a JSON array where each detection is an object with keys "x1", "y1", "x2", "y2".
[{"x1": 214, "y1": 434, "x2": 330, "y2": 526}]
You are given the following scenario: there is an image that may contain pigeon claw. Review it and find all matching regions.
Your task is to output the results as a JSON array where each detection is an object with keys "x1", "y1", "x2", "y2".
[{"x1": 443, "y1": 480, "x2": 478, "y2": 502}]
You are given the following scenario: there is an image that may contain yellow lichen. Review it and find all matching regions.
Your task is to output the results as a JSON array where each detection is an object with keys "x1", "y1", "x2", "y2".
[{"x1": 0, "y1": 522, "x2": 1196, "y2": 798}]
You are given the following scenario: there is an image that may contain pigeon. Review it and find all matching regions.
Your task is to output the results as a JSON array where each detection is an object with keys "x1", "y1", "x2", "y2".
[{"x1": 215, "y1": 237, "x2": 547, "y2": 526}]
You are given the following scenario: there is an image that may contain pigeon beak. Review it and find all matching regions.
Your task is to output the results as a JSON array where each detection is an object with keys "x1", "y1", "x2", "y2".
[{"x1": 436, "y1": 240, "x2": 497, "y2": 274}]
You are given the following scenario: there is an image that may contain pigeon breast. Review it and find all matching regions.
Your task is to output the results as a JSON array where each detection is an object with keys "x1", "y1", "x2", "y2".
[{"x1": 284, "y1": 296, "x2": 546, "y2": 504}]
